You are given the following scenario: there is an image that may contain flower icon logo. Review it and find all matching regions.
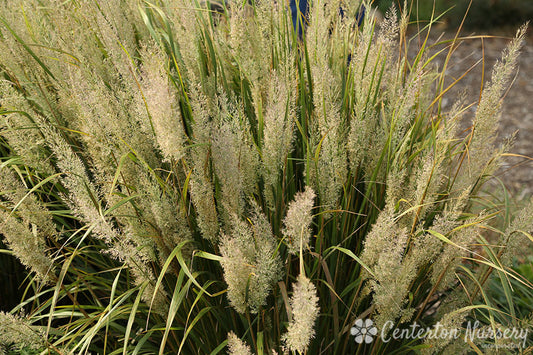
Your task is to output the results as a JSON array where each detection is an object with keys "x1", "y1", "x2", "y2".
[{"x1": 350, "y1": 319, "x2": 378, "y2": 344}]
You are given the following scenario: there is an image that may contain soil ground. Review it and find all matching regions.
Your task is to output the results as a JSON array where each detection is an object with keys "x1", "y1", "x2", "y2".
[{"x1": 411, "y1": 27, "x2": 533, "y2": 199}]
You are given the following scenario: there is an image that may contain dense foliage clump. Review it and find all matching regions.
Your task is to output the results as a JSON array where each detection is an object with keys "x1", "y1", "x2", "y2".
[{"x1": 0, "y1": 0, "x2": 531, "y2": 354}]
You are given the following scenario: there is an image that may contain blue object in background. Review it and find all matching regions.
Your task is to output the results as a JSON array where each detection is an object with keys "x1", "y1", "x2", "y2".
[
  {"x1": 289, "y1": 0, "x2": 366, "y2": 39},
  {"x1": 290, "y1": 0, "x2": 310, "y2": 39},
  {"x1": 356, "y1": 4, "x2": 365, "y2": 26}
]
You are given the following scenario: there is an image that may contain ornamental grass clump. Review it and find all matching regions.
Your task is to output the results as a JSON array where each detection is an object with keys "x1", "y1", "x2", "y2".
[{"x1": 0, "y1": 0, "x2": 531, "y2": 353}]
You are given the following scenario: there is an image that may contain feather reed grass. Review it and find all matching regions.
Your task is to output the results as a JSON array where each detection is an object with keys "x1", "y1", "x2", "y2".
[{"x1": 0, "y1": 0, "x2": 531, "y2": 353}]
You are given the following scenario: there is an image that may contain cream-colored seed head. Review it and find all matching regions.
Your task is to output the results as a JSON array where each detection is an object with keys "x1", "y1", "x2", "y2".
[{"x1": 282, "y1": 274, "x2": 320, "y2": 354}]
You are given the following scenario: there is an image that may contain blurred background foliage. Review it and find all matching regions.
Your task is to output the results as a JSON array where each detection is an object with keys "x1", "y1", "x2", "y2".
[{"x1": 375, "y1": 0, "x2": 533, "y2": 29}]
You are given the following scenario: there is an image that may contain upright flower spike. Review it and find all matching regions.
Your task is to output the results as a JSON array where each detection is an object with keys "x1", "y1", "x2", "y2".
[
  {"x1": 282, "y1": 187, "x2": 316, "y2": 255},
  {"x1": 0, "y1": 311, "x2": 45, "y2": 350},
  {"x1": 453, "y1": 24, "x2": 527, "y2": 194},
  {"x1": 500, "y1": 197, "x2": 533, "y2": 266},
  {"x1": 227, "y1": 332, "x2": 253, "y2": 355},
  {"x1": 219, "y1": 211, "x2": 282, "y2": 314},
  {"x1": 282, "y1": 274, "x2": 320, "y2": 354},
  {"x1": 138, "y1": 44, "x2": 186, "y2": 163},
  {"x1": 261, "y1": 68, "x2": 296, "y2": 209},
  {"x1": 0, "y1": 169, "x2": 56, "y2": 282}
]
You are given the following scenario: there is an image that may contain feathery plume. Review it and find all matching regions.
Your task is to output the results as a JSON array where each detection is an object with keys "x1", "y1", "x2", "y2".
[
  {"x1": 282, "y1": 274, "x2": 320, "y2": 354},
  {"x1": 227, "y1": 0, "x2": 268, "y2": 85},
  {"x1": 261, "y1": 69, "x2": 296, "y2": 209},
  {"x1": 500, "y1": 197, "x2": 533, "y2": 266},
  {"x1": 0, "y1": 168, "x2": 55, "y2": 281},
  {"x1": 454, "y1": 25, "x2": 527, "y2": 193},
  {"x1": 167, "y1": 2, "x2": 201, "y2": 82},
  {"x1": 143, "y1": 172, "x2": 193, "y2": 262},
  {"x1": 347, "y1": 6, "x2": 399, "y2": 174},
  {"x1": 370, "y1": 226, "x2": 415, "y2": 329},
  {"x1": 138, "y1": 44, "x2": 186, "y2": 162},
  {"x1": 282, "y1": 187, "x2": 316, "y2": 254},
  {"x1": 188, "y1": 82, "x2": 219, "y2": 240},
  {"x1": 189, "y1": 170, "x2": 219, "y2": 240},
  {"x1": 359, "y1": 200, "x2": 420, "y2": 327},
  {"x1": 109, "y1": 238, "x2": 169, "y2": 315},
  {"x1": 421, "y1": 307, "x2": 470, "y2": 354},
  {"x1": 219, "y1": 233, "x2": 253, "y2": 313},
  {"x1": 431, "y1": 220, "x2": 479, "y2": 291},
  {"x1": 0, "y1": 81, "x2": 54, "y2": 174},
  {"x1": 212, "y1": 95, "x2": 259, "y2": 219},
  {"x1": 220, "y1": 210, "x2": 281, "y2": 313},
  {"x1": 0, "y1": 312, "x2": 44, "y2": 351},
  {"x1": 0, "y1": 168, "x2": 56, "y2": 241},
  {"x1": 360, "y1": 203, "x2": 398, "y2": 271},
  {"x1": 0, "y1": 210, "x2": 54, "y2": 282},
  {"x1": 305, "y1": 0, "x2": 348, "y2": 215},
  {"x1": 227, "y1": 332, "x2": 252, "y2": 355},
  {"x1": 310, "y1": 66, "x2": 347, "y2": 215}
]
